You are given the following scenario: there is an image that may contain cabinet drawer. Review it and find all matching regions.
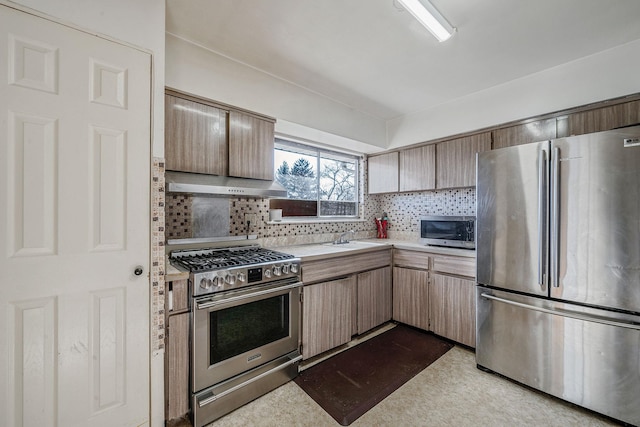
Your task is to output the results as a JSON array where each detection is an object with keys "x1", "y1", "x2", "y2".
[
  {"x1": 393, "y1": 249, "x2": 430, "y2": 270},
  {"x1": 302, "y1": 249, "x2": 392, "y2": 284},
  {"x1": 432, "y1": 255, "x2": 476, "y2": 278}
]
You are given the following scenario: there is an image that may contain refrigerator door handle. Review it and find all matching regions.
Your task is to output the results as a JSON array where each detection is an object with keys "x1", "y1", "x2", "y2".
[
  {"x1": 537, "y1": 148, "x2": 547, "y2": 287},
  {"x1": 479, "y1": 293, "x2": 640, "y2": 331},
  {"x1": 550, "y1": 146, "x2": 560, "y2": 288}
]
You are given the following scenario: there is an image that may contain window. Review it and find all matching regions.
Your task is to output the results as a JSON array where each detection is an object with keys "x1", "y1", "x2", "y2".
[{"x1": 270, "y1": 138, "x2": 359, "y2": 218}]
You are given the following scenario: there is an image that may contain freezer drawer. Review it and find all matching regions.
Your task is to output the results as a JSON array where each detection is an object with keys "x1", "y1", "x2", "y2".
[{"x1": 476, "y1": 287, "x2": 640, "y2": 426}]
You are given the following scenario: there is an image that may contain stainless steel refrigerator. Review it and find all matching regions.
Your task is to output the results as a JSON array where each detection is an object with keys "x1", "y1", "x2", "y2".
[{"x1": 476, "y1": 126, "x2": 640, "y2": 426}]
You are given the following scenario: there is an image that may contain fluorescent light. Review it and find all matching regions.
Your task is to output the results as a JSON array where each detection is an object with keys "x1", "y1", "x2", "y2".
[{"x1": 397, "y1": 0, "x2": 456, "y2": 42}]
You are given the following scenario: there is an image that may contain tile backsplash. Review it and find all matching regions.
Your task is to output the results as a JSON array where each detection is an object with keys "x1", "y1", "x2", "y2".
[
  {"x1": 165, "y1": 194, "x2": 192, "y2": 240},
  {"x1": 164, "y1": 157, "x2": 476, "y2": 247},
  {"x1": 372, "y1": 187, "x2": 476, "y2": 235},
  {"x1": 164, "y1": 188, "x2": 475, "y2": 247},
  {"x1": 151, "y1": 158, "x2": 166, "y2": 353}
]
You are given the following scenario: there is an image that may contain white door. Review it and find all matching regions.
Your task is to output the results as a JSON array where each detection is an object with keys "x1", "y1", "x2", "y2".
[{"x1": 0, "y1": 5, "x2": 151, "y2": 427}]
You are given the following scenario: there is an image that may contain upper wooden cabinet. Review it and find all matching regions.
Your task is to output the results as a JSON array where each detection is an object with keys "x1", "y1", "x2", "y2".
[
  {"x1": 399, "y1": 145, "x2": 435, "y2": 192},
  {"x1": 368, "y1": 152, "x2": 399, "y2": 194},
  {"x1": 565, "y1": 99, "x2": 640, "y2": 137},
  {"x1": 436, "y1": 132, "x2": 491, "y2": 189},
  {"x1": 228, "y1": 110, "x2": 275, "y2": 180},
  {"x1": 165, "y1": 94, "x2": 228, "y2": 176},
  {"x1": 493, "y1": 118, "x2": 557, "y2": 150},
  {"x1": 493, "y1": 99, "x2": 640, "y2": 148},
  {"x1": 165, "y1": 89, "x2": 276, "y2": 180}
]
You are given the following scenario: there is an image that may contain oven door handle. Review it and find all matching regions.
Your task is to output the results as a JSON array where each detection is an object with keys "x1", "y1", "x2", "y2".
[
  {"x1": 196, "y1": 281, "x2": 303, "y2": 310},
  {"x1": 197, "y1": 353, "x2": 303, "y2": 408}
]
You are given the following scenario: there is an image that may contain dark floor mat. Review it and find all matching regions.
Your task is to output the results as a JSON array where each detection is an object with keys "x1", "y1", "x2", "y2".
[{"x1": 294, "y1": 325, "x2": 453, "y2": 425}]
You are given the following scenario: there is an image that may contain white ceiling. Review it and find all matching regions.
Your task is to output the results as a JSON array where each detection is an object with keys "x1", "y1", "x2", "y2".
[{"x1": 166, "y1": 0, "x2": 640, "y2": 124}]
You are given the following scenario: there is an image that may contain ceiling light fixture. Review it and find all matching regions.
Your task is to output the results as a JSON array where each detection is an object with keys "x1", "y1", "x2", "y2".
[{"x1": 397, "y1": 0, "x2": 456, "y2": 42}]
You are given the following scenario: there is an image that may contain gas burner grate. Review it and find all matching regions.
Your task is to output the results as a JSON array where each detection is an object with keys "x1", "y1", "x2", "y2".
[{"x1": 170, "y1": 246, "x2": 295, "y2": 272}]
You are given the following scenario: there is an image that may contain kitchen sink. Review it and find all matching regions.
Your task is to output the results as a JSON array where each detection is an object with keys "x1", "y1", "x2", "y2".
[{"x1": 322, "y1": 240, "x2": 386, "y2": 247}]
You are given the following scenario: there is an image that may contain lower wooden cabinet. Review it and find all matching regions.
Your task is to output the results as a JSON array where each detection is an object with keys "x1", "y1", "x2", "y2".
[
  {"x1": 392, "y1": 267, "x2": 429, "y2": 331},
  {"x1": 357, "y1": 267, "x2": 392, "y2": 335},
  {"x1": 302, "y1": 276, "x2": 354, "y2": 359},
  {"x1": 429, "y1": 273, "x2": 476, "y2": 348},
  {"x1": 164, "y1": 278, "x2": 190, "y2": 421},
  {"x1": 165, "y1": 312, "x2": 189, "y2": 420}
]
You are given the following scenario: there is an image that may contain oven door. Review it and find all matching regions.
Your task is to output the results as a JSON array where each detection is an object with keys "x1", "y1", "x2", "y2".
[{"x1": 192, "y1": 279, "x2": 302, "y2": 393}]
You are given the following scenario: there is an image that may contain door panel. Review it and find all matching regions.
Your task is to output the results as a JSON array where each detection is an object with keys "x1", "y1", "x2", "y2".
[
  {"x1": 552, "y1": 128, "x2": 640, "y2": 311},
  {"x1": 0, "y1": 5, "x2": 150, "y2": 427},
  {"x1": 476, "y1": 141, "x2": 549, "y2": 296},
  {"x1": 477, "y1": 287, "x2": 640, "y2": 426}
]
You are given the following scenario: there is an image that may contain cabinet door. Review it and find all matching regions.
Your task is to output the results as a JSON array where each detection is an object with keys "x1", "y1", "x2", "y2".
[
  {"x1": 492, "y1": 118, "x2": 556, "y2": 150},
  {"x1": 302, "y1": 277, "x2": 353, "y2": 359},
  {"x1": 228, "y1": 110, "x2": 275, "y2": 180},
  {"x1": 436, "y1": 132, "x2": 491, "y2": 188},
  {"x1": 357, "y1": 267, "x2": 392, "y2": 334},
  {"x1": 400, "y1": 145, "x2": 436, "y2": 192},
  {"x1": 566, "y1": 99, "x2": 640, "y2": 136},
  {"x1": 429, "y1": 274, "x2": 476, "y2": 347},
  {"x1": 393, "y1": 267, "x2": 429, "y2": 331},
  {"x1": 165, "y1": 94, "x2": 228, "y2": 175},
  {"x1": 166, "y1": 278, "x2": 189, "y2": 313},
  {"x1": 165, "y1": 313, "x2": 189, "y2": 420},
  {"x1": 368, "y1": 152, "x2": 399, "y2": 194}
]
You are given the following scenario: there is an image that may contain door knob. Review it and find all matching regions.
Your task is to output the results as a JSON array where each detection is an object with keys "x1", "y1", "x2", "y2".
[{"x1": 134, "y1": 266, "x2": 144, "y2": 276}]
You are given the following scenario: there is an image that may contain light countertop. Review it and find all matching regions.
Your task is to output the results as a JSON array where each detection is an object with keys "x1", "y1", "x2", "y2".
[
  {"x1": 164, "y1": 239, "x2": 475, "y2": 281},
  {"x1": 165, "y1": 256, "x2": 189, "y2": 282},
  {"x1": 272, "y1": 239, "x2": 475, "y2": 262}
]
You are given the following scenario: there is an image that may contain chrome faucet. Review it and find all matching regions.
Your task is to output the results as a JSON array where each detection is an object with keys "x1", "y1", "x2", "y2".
[{"x1": 335, "y1": 230, "x2": 355, "y2": 244}]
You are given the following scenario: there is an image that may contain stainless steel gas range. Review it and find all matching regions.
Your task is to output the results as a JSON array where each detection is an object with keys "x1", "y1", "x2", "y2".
[{"x1": 169, "y1": 245, "x2": 302, "y2": 427}]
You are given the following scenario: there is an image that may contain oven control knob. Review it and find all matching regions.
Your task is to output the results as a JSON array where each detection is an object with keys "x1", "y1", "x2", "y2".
[
  {"x1": 225, "y1": 273, "x2": 236, "y2": 285},
  {"x1": 237, "y1": 272, "x2": 246, "y2": 282},
  {"x1": 273, "y1": 265, "x2": 282, "y2": 276},
  {"x1": 212, "y1": 275, "x2": 224, "y2": 287},
  {"x1": 200, "y1": 278, "x2": 213, "y2": 290},
  {"x1": 264, "y1": 268, "x2": 272, "y2": 278},
  {"x1": 290, "y1": 263, "x2": 299, "y2": 274},
  {"x1": 282, "y1": 264, "x2": 290, "y2": 274}
]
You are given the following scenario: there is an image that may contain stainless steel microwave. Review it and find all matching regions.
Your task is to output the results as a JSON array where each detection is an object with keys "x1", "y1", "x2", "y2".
[{"x1": 419, "y1": 216, "x2": 475, "y2": 249}]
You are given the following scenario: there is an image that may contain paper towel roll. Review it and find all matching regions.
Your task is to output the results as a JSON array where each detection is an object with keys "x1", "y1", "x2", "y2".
[{"x1": 269, "y1": 209, "x2": 283, "y2": 222}]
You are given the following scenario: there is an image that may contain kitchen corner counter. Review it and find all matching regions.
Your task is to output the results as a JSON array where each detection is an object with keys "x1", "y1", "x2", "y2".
[
  {"x1": 165, "y1": 256, "x2": 189, "y2": 282},
  {"x1": 274, "y1": 240, "x2": 391, "y2": 262},
  {"x1": 375, "y1": 239, "x2": 476, "y2": 258},
  {"x1": 273, "y1": 239, "x2": 475, "y2": 261}
]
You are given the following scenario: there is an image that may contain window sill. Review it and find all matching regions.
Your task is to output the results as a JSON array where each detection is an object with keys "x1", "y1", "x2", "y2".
[{"x1": 266, "y1": 217, "x2": 367, "y2": 225}]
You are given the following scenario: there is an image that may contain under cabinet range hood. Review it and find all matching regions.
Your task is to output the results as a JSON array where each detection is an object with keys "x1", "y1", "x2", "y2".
[{"x1": 166, "y1": 171, "x2": 288, "y2": 198}]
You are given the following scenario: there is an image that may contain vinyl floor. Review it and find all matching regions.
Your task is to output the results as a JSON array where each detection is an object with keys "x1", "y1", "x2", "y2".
[{"x1": 207, "y1": 327, "x2": 619, "y2": 427}]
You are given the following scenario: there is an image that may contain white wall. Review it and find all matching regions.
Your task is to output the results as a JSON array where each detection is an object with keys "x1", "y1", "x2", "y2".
[
  {"x1": 387, "y1": 39, "x2": 640, "y2": 148},
  {"x1": 7, "y1": 0, "x2": 166, "y2": 156},
  {"x1": 166, "y1": 33, "x2": 387, "y2": 152}
]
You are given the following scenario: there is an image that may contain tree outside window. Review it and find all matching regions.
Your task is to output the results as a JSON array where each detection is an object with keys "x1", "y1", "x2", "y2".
[{"x1": 271, "y1": 139, "x2": 359, "y2": 218}]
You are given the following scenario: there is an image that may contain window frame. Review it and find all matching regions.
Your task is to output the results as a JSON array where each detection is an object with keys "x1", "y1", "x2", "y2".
[{"x1": 272, "y1": 138, "x2": 361, "y2": 220}]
